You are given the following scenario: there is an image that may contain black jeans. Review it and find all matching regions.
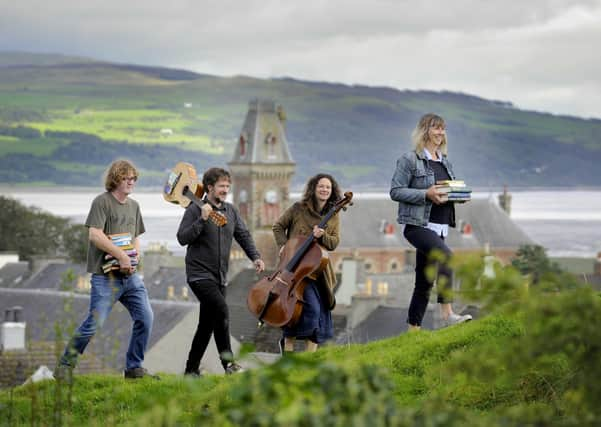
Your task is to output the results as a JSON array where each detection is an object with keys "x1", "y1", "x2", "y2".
[
  {"x1": 186, "y1": 280, "x2": 232, "y2": 372},
  {"x1": 403, "y1": 224, "x2": 453, "y2": 326}
]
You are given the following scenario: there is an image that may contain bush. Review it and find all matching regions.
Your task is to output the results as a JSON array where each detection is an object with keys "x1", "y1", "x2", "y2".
[{"x1": 196, "y1": 356, "x2": 402, "y2": 426}]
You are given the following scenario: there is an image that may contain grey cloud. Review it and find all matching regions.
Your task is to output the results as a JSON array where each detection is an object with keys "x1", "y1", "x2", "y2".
[{"x1": 0, "y1": 0, "x2": 600, "y2": 117}]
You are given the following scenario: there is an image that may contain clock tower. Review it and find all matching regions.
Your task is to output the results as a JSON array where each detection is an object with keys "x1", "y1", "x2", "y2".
[{"x1": 228, "y1": 99, "x2": 296, "y2": 268}]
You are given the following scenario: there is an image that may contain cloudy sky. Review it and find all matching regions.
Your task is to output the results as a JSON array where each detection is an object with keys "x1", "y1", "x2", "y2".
[{"x1": 2, "y1": 0, "x2": 600, "y2": 118}]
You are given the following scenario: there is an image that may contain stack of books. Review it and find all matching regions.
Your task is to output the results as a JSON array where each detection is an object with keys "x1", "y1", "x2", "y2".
[
  {"x1": 102, "y1": 232, "x2": 138, "y2": 273},
  {"x1": 437, "y1": 180, "x2": 472, "y2": 203}
]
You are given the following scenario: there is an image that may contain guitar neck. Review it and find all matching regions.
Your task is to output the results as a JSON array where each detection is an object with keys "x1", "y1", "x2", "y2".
[
  {"x1": 183, "y1": 186, "x2": 227, "y2": 227},
  {"x1": 183, "y1": 186, "x2": 206, "y2": 209}
]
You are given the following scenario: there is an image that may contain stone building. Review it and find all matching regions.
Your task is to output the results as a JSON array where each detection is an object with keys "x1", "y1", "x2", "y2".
[{"x1": 228, "y1": 99, "x2": 295, "y2": 268}]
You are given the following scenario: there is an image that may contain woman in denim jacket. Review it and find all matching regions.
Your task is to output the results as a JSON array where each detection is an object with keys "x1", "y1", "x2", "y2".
[{"x1": 390, "y1": 113, "x2": 472, "y2": 331}]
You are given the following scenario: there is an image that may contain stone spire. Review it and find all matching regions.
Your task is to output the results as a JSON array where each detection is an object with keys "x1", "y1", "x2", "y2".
[
  {"x1": 228, "y1": 99, "x2": 296, "y2": 268},
  {"x1": 230, "y1": 99, "x2": 294, "y2": 164}
]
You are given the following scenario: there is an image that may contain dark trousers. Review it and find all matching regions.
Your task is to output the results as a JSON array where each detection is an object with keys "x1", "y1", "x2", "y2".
[
  {"x1": 186, "y1": 280, "x2": 232, "y2": 372},
  {"x1": 403, "y1": 224, "x2": 454, "y2": 326}
]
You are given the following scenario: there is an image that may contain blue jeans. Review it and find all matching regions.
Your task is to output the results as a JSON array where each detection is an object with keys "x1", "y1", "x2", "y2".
[{"x1": 60, "y1": 273, "x2": 154, "y2": 370}]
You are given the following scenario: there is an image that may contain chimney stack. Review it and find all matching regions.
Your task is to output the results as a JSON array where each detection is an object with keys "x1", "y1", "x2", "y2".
[
  {"x1": 498, "y1": 185, "x2": 512, "y2": 216},
  {"x1": 1, "y1": 306, "x2": 26, "y2": 352}
]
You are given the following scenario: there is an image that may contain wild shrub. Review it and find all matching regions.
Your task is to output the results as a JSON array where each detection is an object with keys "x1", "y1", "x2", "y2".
[
  {"x1": 195, "y1": 355, "x2": 402, "y2": 427},
  {"x1": 421, "y1": 252, "x2": 601, "y2": 426}
]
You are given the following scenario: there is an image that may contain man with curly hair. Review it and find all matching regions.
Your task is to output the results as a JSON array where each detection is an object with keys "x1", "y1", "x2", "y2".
[{"x1": 56, "y1": 159, "x2": 157, "y2": 380}]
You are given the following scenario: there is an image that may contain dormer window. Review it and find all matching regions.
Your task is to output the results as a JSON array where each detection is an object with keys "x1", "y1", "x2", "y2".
[
  {"x1": 239, "y1": 134, "x2": 247, "y2": 158},
  {"x1": 265, "y1": 132, "x2": 277, "y2": 159}
]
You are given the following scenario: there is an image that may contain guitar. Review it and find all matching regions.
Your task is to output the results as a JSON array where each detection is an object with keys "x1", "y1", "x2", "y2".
[{"x1": 162, "y1": 162, "x2": 227, "y2": 227}]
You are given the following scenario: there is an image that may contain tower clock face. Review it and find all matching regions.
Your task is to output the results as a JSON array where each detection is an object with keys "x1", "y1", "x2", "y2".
[{"x1": 264, "y1": 189, "x2": 278, "y2": 204}]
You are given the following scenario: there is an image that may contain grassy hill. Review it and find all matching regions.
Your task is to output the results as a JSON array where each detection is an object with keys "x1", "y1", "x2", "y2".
[
  {"x1": 1, "y1": 310, "x2": 599, "y2": 426},
  {"x1": 2, "y1": 254, "x2": 600, "y2": 426},
  {"x1": 1, "y1": 52, "x2": 601, "y2": 189}
]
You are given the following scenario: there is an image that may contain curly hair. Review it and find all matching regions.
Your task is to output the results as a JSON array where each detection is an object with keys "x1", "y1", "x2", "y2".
[
  {"x1": 301, "y1": 173, "x2": 342, "y2": 214},
  {"x1": 104, "y1": 159, "x2": 138, "y2": 192},
  {"x1": 411, "y1": 113, "x2": 448, "y2": 156},
  {"x1": 202, "y1": 167, "x2": 231, "y2": 189}
]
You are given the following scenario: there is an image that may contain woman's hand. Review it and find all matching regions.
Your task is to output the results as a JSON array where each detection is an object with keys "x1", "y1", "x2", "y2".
[
  {"x1": 426, "y1": 185, "x2": 447, "y2": 205},
  {"x1": 312, "y1": 225, "x2": 325, "y2": 239}
]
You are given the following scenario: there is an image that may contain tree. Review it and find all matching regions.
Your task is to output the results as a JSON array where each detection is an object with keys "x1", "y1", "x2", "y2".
[
  {"x1": 0, "y1": 196, "x2": 88, "y2": 263},
  {"x1": 511, "y1": 244, "x2": 562, "y2": 284}
]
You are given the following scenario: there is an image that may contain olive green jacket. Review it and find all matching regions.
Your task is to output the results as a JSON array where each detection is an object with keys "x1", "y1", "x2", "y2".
[{"x1": 272, "y1": 201, "x2": 340, "y2": 310}]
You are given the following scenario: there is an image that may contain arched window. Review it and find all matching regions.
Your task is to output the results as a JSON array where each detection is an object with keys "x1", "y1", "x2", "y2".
[
  {"x1": 239, "y1": 134, "x2": 247, "y2": 157},
  {"x1": 261, "y1": 189, "x2": 280, "y2": 226},
  {"x1": 239, "y1": 189, "x2": 248, "y2": 221},
  {"x1": 265, "y1": 132, "x2": 277, "y2": 159}
]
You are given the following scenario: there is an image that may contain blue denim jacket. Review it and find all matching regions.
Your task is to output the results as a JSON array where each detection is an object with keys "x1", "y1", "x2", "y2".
[{"x1": 389, "y1": 150, "x2": 456, "y2": 227}]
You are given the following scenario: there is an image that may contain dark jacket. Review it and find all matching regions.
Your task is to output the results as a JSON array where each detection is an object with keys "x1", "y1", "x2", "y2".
[
  {"x1": 177, "y1": 200, "x2": 260, "y2": 285},
  {"x1": 390, "y1": 150, "x2": 457, "y2": 227},
  {"x1": 272, "y1": 201, "x2": 340, "y2": 310}
]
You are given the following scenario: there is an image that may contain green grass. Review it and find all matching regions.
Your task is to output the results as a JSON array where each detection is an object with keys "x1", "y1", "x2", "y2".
[
  {"x1": 1, "y1": 53, "x2": 601, "y2": 188},
  {"x1": 0, "y1": 136, "x2": 65, "y2": 157},
  {"x1": 24, "y1": 109, "x2": 224, "y2": 152},
  {"x1": 0, "y1": 315, "x2": 523, "y2": 426}
]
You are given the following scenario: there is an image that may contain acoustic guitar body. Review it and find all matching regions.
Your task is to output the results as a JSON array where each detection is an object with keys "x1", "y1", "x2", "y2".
[
  {"x1": 163, "y1": 162, "x2": 199, "y2": 207},
  {"x1": 162, "y1": 162, "x2": 226, "y2": 227}
]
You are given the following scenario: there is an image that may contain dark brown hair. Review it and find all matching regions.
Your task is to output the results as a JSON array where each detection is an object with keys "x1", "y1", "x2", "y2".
[
  {"x1": 202, "y1": 167, "x2": 231, "y2": 189},
  {"x1": 301, "y1": 173, "x2": 342, "y2": 214}
]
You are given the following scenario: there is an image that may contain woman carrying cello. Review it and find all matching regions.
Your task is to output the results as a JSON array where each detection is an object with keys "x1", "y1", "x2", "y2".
[{"x1": 272, "y1": 173, "x2": 341, "y2": 353}]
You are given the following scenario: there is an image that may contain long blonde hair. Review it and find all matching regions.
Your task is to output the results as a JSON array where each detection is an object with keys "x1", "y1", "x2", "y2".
[{"x1": 411, "y1": 113, "x2": 448, "y2": 156}]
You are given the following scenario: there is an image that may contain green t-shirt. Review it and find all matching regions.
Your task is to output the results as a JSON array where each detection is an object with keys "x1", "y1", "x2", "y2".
[{"x1": 85, "y1": 192, "x2": 145, "y2": 274}]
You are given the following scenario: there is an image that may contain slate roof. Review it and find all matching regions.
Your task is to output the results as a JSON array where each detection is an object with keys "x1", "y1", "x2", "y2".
[
  {"x1": 337, "y1": 195, "x2": 533, "y2": 251},
  {"x1": 0, "y1": 262, "x2": 30, "y2": 288},
  {"x1": 0, "y1": 288, "x2": 195, "y2": 372},
  {"x1": 17, "y1": 262, "x2": 87, "y2": 290},
  {"x1": 454, "y1": 198, "x2": 534, "y2": 249},
  {"x1": 342, "y1": 304, "x2": 480, "y2": 344},
  {"x1": 230, "y1": 99, "x2": 294, "y2": 164},
  {"x1": 339, "y1": 306, "x2": 431, "y2": 344},
  {"x1": 145, "y1": 266, "x2": 188, "y2": 300}
]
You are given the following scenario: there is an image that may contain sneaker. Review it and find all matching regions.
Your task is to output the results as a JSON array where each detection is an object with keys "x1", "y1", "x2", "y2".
[
  {"x1": 184, "y1": 368, "x2": 203, "y2": 378},
  {"x1": 443, "y1": 313, "x2": 473, "y2": 327},
  {"x1": 224, "y1": 362, "x2": 245, "y2": 375},
  {"x1": 54, "y1": 364, "x2": 73, "y2": 384},
  {"x1": 124, "y1": 367, "x2": 160, "y2": 380}
]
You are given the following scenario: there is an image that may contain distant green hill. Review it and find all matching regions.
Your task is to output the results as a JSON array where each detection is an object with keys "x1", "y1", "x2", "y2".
[{"x1": 1, "y1": 51, "x2": 600, "y2": 189}]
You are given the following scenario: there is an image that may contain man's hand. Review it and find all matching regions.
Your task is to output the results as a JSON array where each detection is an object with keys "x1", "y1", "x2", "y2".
[
  {"x1": 118, "y1": 253, "x2": 134, "y2": 275},
  {"x1": 253, "y1": 259, "x2": 265, "y2": 273},
  {"x1": 200, "y1": 203, "x2": 213, "y2": 221},
  {"x1": 426, "y1": 185, "x2": 447, "y2": 205}
]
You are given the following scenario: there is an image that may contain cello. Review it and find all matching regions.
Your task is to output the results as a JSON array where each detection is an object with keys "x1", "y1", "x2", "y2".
[{"x1": 247, "y1": 192, "x2": 353, "y2": 327}]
